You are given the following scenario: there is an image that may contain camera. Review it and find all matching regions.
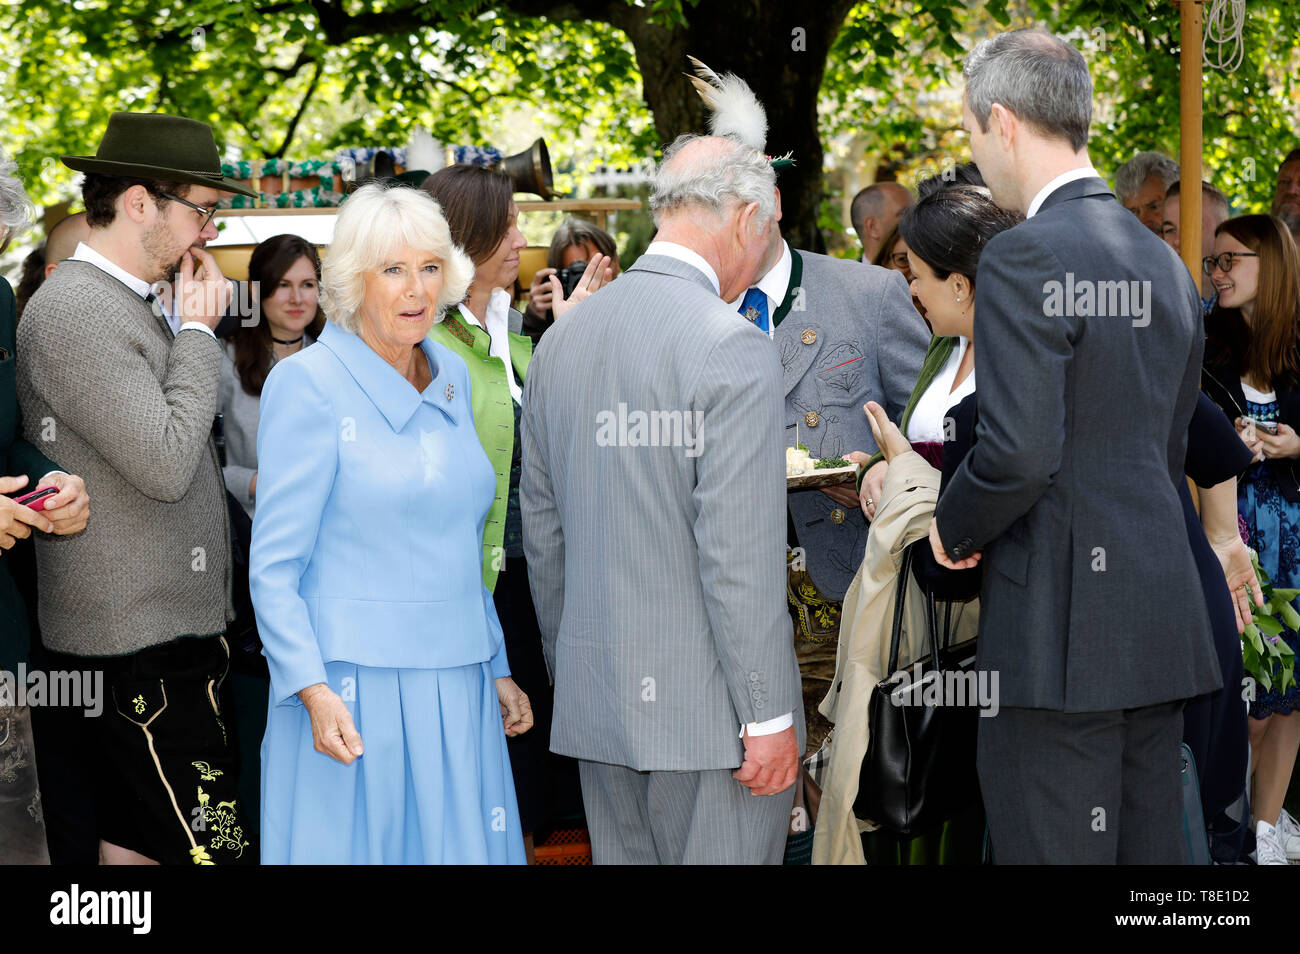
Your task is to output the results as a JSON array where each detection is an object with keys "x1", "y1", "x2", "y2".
[{"x1": 558, "y1": 260, "x2": 588, "y2": 299}]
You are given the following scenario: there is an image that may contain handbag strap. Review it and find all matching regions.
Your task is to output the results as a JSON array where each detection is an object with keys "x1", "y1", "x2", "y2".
[
  {"x1": 923, "y1": 588, "x2": 944, "y2": 674},
  {"x1": 885, "y1": 544, "x2": 915, "y2": 673}
]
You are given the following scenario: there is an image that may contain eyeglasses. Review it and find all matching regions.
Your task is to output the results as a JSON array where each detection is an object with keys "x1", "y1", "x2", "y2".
[
  {"x1": 158, "y1": 192, "x2": 217, "y2": 230},
  {"x1": 888, "y1": 253, "x2": 911, "y2": 270},
  {"x1": 1202, "y1": 251, "x2": 1259, "y2": 276}
]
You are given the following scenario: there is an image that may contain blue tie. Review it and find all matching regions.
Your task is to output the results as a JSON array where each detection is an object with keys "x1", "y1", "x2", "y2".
[{"x1": 738, "y1": 287, "x2": 770, "y2": 333}]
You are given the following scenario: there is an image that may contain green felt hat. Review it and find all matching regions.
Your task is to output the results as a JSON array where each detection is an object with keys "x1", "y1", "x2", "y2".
[{"x1": 61, "y1": 112, "x2": 258, "y2": 198}]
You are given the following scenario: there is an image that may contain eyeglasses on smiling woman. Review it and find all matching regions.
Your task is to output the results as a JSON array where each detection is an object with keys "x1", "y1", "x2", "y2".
[{"x1": 1202, "y1": 251, "x2": 1259, "y2": 276}]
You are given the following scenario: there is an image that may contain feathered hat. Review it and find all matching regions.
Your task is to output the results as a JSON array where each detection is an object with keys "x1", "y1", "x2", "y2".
[{"x1": 685, "y1": 56, "x2": 794, "y2": 170}]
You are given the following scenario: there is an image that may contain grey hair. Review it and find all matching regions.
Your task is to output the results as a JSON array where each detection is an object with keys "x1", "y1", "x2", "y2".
[
  {"x1": 320, "y1": 183, "x2": 474, "y2": 334},
  {"x1": 546, "y1": 217, "x2": 618, "y2": 271},
  {"x1": 1114, "y1": 152, "x2": 1180, "y2": 203},
  {"x1": 964, "y1": 29, "x2": 1092, "y2": 153},
  {"x1": 649, "y1": 134, "x2": 776, "y2": 226},
  {"x1": 0, "y1": 146, "x2": 36, "y2": 238}
]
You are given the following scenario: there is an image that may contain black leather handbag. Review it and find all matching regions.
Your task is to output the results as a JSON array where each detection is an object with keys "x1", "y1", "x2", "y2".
[{"x1": 855, "y1": 543, "x2": 981, "y2": 835}]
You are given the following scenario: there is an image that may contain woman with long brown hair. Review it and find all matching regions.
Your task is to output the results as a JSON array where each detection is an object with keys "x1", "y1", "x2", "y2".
[
  {"x1": 220, "y1": 234, "x2": 326, "y2": 519},
  {"x1": 1200, "y1": 212, "x2": 1300, "y2": 864}
]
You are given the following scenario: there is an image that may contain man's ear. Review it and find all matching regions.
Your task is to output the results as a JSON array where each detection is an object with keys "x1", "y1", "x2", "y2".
[
  {"x1": 120, "y1": 184, "x2": 152, "y2": 225},
  {"x1": 773, "y1": 187, "x2": 783, "y2": 225},
  {"x1": 989, "y1": 103, "x2": 1015, "y2": 150},
  {"x1": 736, "y1": 200, "x2": 760, "y2": 244}
]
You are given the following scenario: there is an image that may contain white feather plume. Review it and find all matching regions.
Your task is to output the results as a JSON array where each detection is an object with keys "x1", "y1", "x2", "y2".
[{"x1": 686, "y1": 55, "x2": 767, "y2": 153}]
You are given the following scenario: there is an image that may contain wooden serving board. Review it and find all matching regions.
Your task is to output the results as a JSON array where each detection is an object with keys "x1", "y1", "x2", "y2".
[{"x1": 786, "y1": 461, "x2": 861, "y2": 491}]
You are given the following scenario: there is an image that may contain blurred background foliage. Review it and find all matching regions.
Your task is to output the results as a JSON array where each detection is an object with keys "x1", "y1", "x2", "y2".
[{"x1": 1, "y1": 0, "x2": 1297, "y2": 260}]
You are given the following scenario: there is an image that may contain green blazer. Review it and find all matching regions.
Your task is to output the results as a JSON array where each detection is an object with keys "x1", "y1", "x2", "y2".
[
  {"x1": 0, "y1": 278, "x2": 60, "y2": 672},
  {"x1": 863, "y1": 335, "x2": 959, "y2": 475},
  {"x1": 429, "y1": 306, "x2": 532, "y2": 592}
]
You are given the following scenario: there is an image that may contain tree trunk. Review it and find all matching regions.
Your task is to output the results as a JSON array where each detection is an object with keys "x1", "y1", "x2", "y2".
[{"x1": 612, "y1": 0, "x2": 856, "y2": 253}]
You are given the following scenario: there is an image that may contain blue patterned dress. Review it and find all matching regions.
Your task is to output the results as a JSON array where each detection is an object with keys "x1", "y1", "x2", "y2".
[{"x1": 1241, "y1": 394, "x2": 1300, "y2": 718}]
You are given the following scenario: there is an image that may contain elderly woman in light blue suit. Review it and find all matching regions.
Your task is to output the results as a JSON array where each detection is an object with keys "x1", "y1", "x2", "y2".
[{"x1": 250, "y1": 183, "x2": 533, "y2": 864}]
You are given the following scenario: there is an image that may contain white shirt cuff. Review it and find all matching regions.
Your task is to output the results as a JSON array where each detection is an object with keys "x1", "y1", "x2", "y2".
[
  {"x1": 739, "y1": 712, "x2": 794, "y2": 738},
  {"x1": 37, "y1": 471, "x2": 66, "y2": 484},
  {"x1": 178, "y1": 321, "x2": 218, "y2": 340}
]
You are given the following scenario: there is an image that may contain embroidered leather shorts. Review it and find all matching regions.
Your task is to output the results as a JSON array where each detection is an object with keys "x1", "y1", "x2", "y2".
[{"x1": 98, "y1": 635, "x2": 256, "y2": 865}]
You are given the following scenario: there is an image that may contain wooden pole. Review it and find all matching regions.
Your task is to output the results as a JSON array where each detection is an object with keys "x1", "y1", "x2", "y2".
[{"x1": 1179, "y1": 0, "x2": 1203, "y2": 283}]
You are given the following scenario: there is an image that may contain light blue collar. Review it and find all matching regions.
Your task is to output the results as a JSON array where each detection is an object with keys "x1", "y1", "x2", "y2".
[{"x1": 317, "y1": 321, "x2": 459, "y2": 431}]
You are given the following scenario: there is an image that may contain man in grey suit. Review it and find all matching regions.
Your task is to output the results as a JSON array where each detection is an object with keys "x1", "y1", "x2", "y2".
[
  {"x1": 930, "y1": 30, "x2": 1221, "y2": 863},
  {"x1": 734, "y1": 191, "x2": 929, "y2": 606},
  {"x1": 521, "y1": 134, "x2": 804, "y2": 864}
]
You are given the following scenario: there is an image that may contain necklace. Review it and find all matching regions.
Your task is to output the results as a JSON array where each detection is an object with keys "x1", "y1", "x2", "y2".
[{"x1": 272, "y1": 334, "x2": 304, "y2": 345}]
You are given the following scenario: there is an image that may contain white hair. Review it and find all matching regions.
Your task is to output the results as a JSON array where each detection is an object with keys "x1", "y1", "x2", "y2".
[
  {"x1": 649, "y1": 134, "x2": 777, "y2": 227},
  {"x1": 1114, "y1": 152, "x2": 1180, "y2": 203},
  {"x1": 0, "y1": 146, "x2": 35, "y2": 238},
  {"x1": 321, "y1": 183, "x2": 474, "y2": 334}
]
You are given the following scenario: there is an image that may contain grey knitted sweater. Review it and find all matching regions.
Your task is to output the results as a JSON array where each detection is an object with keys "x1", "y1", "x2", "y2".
[{"x1": 17, "y1": 260, "x2": 232, "y2": 657}]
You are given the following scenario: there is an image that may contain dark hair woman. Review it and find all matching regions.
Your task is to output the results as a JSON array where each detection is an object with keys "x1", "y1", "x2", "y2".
[
  {"x1": 523, "y1": 217, "x2": 619, "y2": 342},
  {"x1": 220, "y1": 234, "x2": 325, "y2": 519},
  {"x1": 421, "y1": 165, "x2": 579, "y2": 856},
  {"x1": 860, "y1": 185, "x2": 1020, "y2": 521},
  {"x1": 1199, "y1": 213, "x2": 1300, "y2": 863}
]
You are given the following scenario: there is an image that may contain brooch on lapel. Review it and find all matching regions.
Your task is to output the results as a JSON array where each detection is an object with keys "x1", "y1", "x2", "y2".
[{"x1": 445, "y1": 383, "x2": 455, "y2": 401}]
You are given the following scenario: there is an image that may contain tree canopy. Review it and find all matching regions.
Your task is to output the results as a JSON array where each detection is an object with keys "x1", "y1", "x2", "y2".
[{"x1": 2, "y1": 0, "x2": 1298, "y2": 251}]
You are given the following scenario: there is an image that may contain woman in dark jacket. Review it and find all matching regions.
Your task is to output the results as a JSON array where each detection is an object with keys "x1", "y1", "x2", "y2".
[{"x1": 1200, "y1": 213, "x2": 1300, "y2": 863}]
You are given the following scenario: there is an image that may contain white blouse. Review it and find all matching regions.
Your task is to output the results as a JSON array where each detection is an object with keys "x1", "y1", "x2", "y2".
[{"x1": 906, "y1": 337, "x2": 976, "y2": 443}]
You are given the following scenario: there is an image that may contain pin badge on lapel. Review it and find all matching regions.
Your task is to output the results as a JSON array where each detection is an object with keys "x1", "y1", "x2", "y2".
[
  {"x1": 445, "y1": 383, "x2": 455, "y2": 401},
  {"x1": 801, "y1": 328, "x2": 817, "y2": 345}
]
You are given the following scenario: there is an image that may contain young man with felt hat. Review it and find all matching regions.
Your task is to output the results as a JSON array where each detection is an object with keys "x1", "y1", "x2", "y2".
[{"x1": 18, "y1": 112, "x2": 259, "y2": 865}]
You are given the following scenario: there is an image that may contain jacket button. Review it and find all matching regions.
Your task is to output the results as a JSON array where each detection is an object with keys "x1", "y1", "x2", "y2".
[
  {"x1": 830, "y1": 508, "x2": 846, "y2": 524},
  {"x1": 805, "y1": 411, "x2": 820, "y2": 427},
  {"x1": 801, "y1": 328, "x2": 817, "y2": 345}
]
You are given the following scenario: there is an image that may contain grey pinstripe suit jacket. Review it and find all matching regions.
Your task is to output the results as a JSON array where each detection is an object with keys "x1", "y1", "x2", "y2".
[{"x1": 521, "y1": 254, "x2": 804, "y2": 772}]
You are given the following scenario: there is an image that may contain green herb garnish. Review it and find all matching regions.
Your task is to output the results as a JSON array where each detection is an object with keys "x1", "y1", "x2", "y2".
[{"x1": 815, "y1": 456, "x2": 850, "y2": 469}]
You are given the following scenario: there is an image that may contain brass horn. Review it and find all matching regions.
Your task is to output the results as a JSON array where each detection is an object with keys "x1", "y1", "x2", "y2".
[{"x1": 492, "y1": 138, "x2": 554, "y2": 200}]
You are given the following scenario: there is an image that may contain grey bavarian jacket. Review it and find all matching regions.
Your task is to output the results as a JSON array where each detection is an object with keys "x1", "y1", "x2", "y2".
[{"x1": 777, "y1": 247, "x2": 929, "y2": 600}]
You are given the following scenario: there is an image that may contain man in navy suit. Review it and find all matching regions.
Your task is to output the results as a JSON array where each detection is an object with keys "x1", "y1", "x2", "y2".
[{"x1": 931, "y1": 30, "x2": 1220, "y2": 863}]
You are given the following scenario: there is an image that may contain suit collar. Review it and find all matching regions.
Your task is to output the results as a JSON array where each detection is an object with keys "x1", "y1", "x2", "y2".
[
  {"x1": 629, "y1": 251, "x2": 720, "y2": 297},
  {"x1": 318, "y1": 321, "x2": 460, "y2": 431},
  {"x1": 1034, "y1": 175, "x2": 1114, "y2": 215}
]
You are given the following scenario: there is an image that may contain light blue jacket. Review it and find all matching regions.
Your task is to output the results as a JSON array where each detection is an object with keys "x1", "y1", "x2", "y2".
[{"x1": 250, "y1": 321, "x2": 510, "y2": 708}]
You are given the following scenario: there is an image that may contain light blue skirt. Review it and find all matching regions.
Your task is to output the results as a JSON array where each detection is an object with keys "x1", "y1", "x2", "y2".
[{"x1": 260, "y1": 660, "x2": 525, "y2": 864}]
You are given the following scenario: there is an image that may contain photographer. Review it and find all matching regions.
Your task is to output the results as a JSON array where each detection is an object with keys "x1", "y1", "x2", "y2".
[{"x1": 522, "y1": 217, "x2": 619, "y2": 343}]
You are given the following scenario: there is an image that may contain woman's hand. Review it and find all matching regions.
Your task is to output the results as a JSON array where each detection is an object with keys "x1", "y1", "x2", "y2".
[
  {"x1": 38, "y1": 472, "x2": 89, "y2": 535},
  {"x1": 861, "y1": 460, "x2": 887, "y2": 522},
  {"x1": 1234, "y1": 417, "x2": 1265, "y2": 463},
  {"x1": 550, "y1": 254, "x2": 613, "y2": 319},
  {"x1": 299, "y1": 683, "x2": 364, "y2": 765},
  {"x1": 864, "y1": 401, "x2": 910, "y2": 461},
  {"x1": 1211, "y1": 535, "x2": 1266, "y2": 634},
  {"x1": 0, "y1": 475, "x2": 54, "y2": 549},
  {"x1": 1259, "y1": 422, "x2": 1300, "y2": 460},
  {"x1": 496, "y1": 676, "x2": 534, "y2": 737},
  {"x1": 527, "y1": 267, "x2": 556, "y2": 317}
]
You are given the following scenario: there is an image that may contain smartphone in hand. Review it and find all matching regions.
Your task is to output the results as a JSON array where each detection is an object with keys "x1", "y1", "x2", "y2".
[{"x1": 14, "y1": 486, "x2": 58, "y2": 512}]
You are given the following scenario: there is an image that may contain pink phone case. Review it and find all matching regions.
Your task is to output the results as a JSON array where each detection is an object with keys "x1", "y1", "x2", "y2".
[{"x1": 14, "y1": 486, "x2": 57, "y2": 512}]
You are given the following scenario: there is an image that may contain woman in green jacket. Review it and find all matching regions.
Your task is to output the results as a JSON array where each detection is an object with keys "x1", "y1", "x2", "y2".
[{"x1": 422, "y1": 166, "x2": 605, "y2": 853}]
